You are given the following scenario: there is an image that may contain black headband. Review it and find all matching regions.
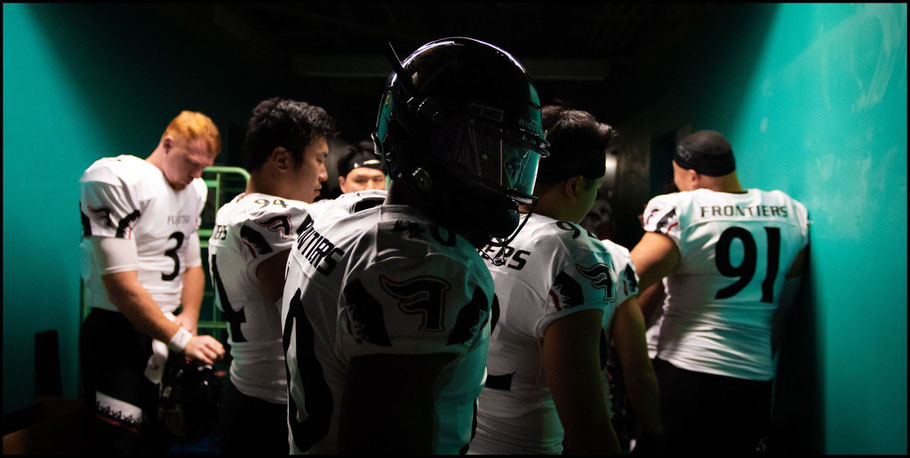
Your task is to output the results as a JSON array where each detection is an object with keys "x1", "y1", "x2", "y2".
[
  {"x1": 339, "y1": 150, "x2": 386, "y2": 177},
  {"x1": 673, "y1": 130, "x2": 736, "y2": 177}
]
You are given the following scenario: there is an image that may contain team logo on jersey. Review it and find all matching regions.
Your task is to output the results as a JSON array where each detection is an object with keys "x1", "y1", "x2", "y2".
[
  {"x1": 256, "y1": 214, "x2": 293, "y2": 238},
  {"x1": 87, "y1": 205, "x2": 115, "y2": 228},
  {"x1": 550, "y1": 272, "x2": 584, "y2": 311},
  {"x1": 645, "y1": 208, "x2": 661, "y2": 226},
  {"x1": 576, "y1": 263, "x2": 616, "y2": 302},
  {"x1": 116, "y1": 210, "x2": 141, "y2": 239},
  {"x1": 240, "y1": 225, "x2": 274, "y2": 257},
  {"x1": 380, "y1": 276, "x2": 450, "y2": 332},
  {"x1": 655, "y1": 209, "x2": 677, "y2": 234}
]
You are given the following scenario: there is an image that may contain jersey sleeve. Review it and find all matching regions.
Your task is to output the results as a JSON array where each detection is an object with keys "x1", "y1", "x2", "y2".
[
  {"x1": 183, "y1": 180, "x2": 208, "y2": 269},
  {"x1": 533, "y1": 233, "x2": 618, "y2": 338},
  {"x1": 642, "y1": 193, "x2": 682, "y2": 246},
  {"x1": 79, "y1": 164, "x2": 142, "y2": 239},
  {"x1": 193, "y1": 178, "x2": 208, "y2": 230},
  {"x1": 602, "y1": 241, "x2": 640, "y2": 309},
  {"x1": 340, "y1": 237, "x2": 495, "y2": 360},
  {"x1": 240, "y1": 203, "x2": 312, "y2": 280}
]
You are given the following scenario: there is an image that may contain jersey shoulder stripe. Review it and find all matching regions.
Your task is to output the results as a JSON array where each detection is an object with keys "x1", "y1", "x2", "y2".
[
  {"x1": 307, "y1": 189, "x2": 387, "y2": 223},
  {"x1": 79, "y1": 155, "x2": 159, "y2": 239},
  {"x1": 211, "y1": 193, "x2": 310, "y2": 260}
]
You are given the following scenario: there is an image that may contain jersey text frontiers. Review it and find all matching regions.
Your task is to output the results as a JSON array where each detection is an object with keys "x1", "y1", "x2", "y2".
[
  {"x1": 699, "y1": 205, "x2": 788, "y2": 219},
  {"x1": 295, "y1": 215, "x2": 344, "y2": 276}
]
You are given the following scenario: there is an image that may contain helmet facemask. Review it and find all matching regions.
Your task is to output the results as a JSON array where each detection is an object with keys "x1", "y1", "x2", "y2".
[{"x1": 430, "y1": 114, "x2": 548, "y2": 247}]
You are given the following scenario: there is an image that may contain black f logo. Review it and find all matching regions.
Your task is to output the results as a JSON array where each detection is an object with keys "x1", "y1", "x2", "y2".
[{"x1": 576, "y1": 263, "x2": 616, "y2": 302}]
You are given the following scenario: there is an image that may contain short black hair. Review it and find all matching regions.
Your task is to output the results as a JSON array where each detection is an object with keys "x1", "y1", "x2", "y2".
[
  {"x1": 536, "y1": 102, "x2": 616, "y2": 184},
  {"x1": 243, "y1": 98, "x2": 336, "y2": 172}
]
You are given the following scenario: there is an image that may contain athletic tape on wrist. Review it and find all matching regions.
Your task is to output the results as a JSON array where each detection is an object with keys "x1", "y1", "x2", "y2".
[{"x1": 168, "y1": 327, "x2": 192, "y2": 352}]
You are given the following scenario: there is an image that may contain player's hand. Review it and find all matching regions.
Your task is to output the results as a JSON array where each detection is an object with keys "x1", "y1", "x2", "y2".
[
  {"x1": 184, "y1": 335, "x2": 225, "y2": 365},
  {"x1": 174, "y1": 313, "x2": 199, "y2": 335}
]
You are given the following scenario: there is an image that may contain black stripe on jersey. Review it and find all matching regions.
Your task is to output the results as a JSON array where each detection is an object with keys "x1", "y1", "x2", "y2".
[
  {"x1": 447, "y1": 286, "x2": 490, "y2": 346},
  {"x1": 283, "y1": 287, "x2": 333, "y2": 451},
  {"x1": 622, "y1": 264, "x2": 638, "y2": 295},
  {"x1": 490, "y1": 294, "x2": 500, "y2": 332},
  {"x1": 351, "y1": 197, "x2": 384, "y2": 214},
  {"x1": 211, "y1": 255, "x2": 247, "y2": 343},
  {"x1": 342, "y1": 279, "x2": 392, "y2": 346},
  {"x1": 552, "y1": 272, "x2": 584, "y2": 309},
  {"x1": 240, "y1": 225, "x2": 274, "y2": 256},
  {"x1": 654, "y1": 209, "x2": 676, "y2": 233},
  {"x1": 115, "y1": 210, "x2": 141, "y2": 238},
  {"x1": 80, "y1": 204, "x2": 92, "y2": 237},
  {"x1": 485, "y1": 372, "x2": 514, "y2": 390}
]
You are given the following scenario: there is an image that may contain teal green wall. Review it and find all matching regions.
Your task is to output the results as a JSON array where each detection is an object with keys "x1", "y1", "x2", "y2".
[
  {"x1": 729, "y1": 6, "x2": 906, "y2": 454},
  {"x1": 2, "y1": 4, "x2": 262, "y2": 413},
  {"x1": 4, "y1": 3, "x2": 906, "y2": 454},
  {"x1": 632, "y1": 3, "x2": 907, "y2": 454}
]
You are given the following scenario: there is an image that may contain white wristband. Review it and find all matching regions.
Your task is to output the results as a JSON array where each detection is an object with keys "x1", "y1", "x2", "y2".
[{"x1": 168, "y1": 327, "x2": 193, "y2": 352}]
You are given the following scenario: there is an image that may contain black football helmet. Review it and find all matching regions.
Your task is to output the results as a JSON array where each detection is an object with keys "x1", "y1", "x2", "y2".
[
  {"x1": 373, "y1": 37, "x2": 549, "y2": 247},
  {"x1": 157, "y1": 355, "x2": 223, "y2": 444}
]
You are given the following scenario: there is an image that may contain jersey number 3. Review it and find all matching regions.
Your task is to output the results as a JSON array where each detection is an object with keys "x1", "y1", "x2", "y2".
[
  {"x1": 161, "y1": 232, "x2": 185, "y2": 281},
  {"x1": 715, "y1": 226, "x2": 781, "y2": 303}
]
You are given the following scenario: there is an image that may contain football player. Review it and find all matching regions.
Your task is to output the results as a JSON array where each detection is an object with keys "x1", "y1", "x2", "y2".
[
  {"x1": 470, "y1": 105, "x2": 661, "y2": 454},
  {"x1": 206, "y1": 98, "x2": 334, "y2": 455},
  {"x1": 630, "y1": 130, "x2": 810, "y2": 453},
  {"x1": 281, "y1": 37, "x2": 549, "y2": 454},
  {"x1": 79, "y1": 111, "x2": 226, "y2": 453},
  {"x1": 336, "y1": 140, "x2": 388, "y2": 193}
]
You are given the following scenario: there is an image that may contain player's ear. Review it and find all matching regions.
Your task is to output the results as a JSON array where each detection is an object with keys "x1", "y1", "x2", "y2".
[
  {"x1": 272, "y1": 147, "x2": 291, "y2": 172},
  {"x1": 565, "y1": 175, "x2": 584, "y2": 199},
  {"x1": 689, "y1": 169, "x2": 702, "y2": 188}
]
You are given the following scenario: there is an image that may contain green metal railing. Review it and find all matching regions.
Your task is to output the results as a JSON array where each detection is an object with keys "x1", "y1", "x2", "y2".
[{"x1": 197, "y1": 166, "x2": 249, "y2": 332}]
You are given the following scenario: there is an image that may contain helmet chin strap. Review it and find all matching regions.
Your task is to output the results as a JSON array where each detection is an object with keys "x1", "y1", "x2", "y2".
[{"x1": 489, "y1": 198, "x2": 538, "y2": 266}]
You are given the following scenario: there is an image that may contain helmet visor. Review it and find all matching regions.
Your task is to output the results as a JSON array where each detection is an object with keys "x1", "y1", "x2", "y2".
[{"x1": 452, "y1": 117, "x2": 548, "y2": 204}]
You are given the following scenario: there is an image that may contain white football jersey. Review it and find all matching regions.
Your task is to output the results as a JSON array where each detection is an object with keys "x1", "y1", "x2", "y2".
[
  {"x1": 80, "y1": 155, "x2": 206, "y2": 314},
  {"x1": 282, "y1": 203, "x2": 494, "y2": 454},
  {"x1": 470, "y1": 214, "x2": 627, "y2": 455},
  {"x1": 599, "y1": 239, "x2": 641, "y2": 320},
  {"x1": 642, "y1": 188, "x2": 809, "y2": 380},
  {"x1": 306, "y1": 189, "x2": 387, "y2": 222},
  {"x1": 208, "y1": 192, "x2": 311, "y2": 404}
]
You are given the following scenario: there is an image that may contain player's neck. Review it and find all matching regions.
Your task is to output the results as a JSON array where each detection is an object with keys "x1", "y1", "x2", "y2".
[
  {"x1": 699, "y1": 171, "x2": 745, "y2": 193},
  {"x1": 524, "y1": 187, "x2": 582, "y2": 223},
  {"x1": 528, "y1": 199, "x2": 573, "y2": 222},
  {"x1": 145, "y1": 145, "x2": 166, "y2": 171},
  {"x1": 247, "y1": 171, "x2": 282, "y2": 198}
]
